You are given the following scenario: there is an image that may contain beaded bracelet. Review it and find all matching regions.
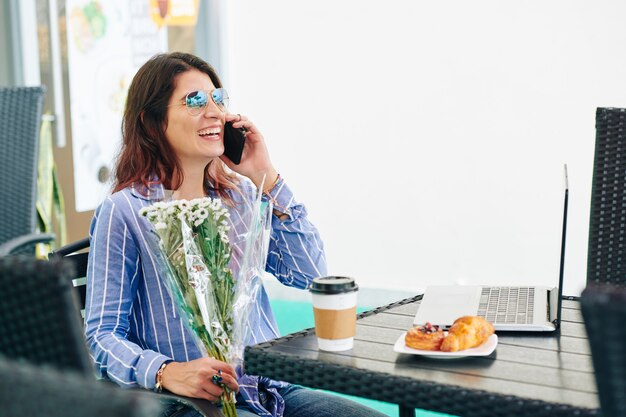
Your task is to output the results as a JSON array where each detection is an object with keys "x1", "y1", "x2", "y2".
[
  {"x1": 262, "y1": 174, "x2": 290, "y2": 219},
  {"x1": 263, "y1": 173, "x2": 281, "y2": 194},
  {"x1": 154, "y1": 360, "x2": 172, "y2": 392}
]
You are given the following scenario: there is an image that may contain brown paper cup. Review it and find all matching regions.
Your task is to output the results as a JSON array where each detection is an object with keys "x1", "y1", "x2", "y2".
[{"x1": 310, "y1": 276, "x2": 358, "y2": 351}]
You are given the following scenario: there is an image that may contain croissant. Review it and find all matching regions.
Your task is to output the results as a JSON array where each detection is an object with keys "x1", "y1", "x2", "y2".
[
  {"x1": 440, "y1": 316, "x2": 494, "y2": 352},
  {"x1": 405, "y1": 322, "x2": 445, "y2": 351}
]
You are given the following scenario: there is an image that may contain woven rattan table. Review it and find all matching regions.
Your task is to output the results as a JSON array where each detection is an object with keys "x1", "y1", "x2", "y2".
[{"x1": 244, "y1": 295, "x2": 598, "y2": 417}]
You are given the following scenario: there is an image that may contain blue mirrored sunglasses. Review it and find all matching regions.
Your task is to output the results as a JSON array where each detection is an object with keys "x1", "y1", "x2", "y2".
[{"x1": 170, "y1": 88, "x2": 229, "y2": 115}]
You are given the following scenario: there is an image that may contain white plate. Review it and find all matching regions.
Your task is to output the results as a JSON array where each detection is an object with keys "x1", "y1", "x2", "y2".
[{"x1": 393, "y1": 332, "x2": 498, "y2": 359}]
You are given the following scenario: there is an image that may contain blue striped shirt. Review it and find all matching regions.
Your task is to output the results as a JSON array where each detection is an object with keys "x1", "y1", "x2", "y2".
[{"x1": 85, "y1": 176, "x2": 326, "y2": 404}]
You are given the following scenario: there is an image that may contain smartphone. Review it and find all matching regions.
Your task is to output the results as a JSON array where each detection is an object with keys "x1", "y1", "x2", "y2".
[{"x1": 223, "y1": 121, "x2": 246, "y2": 165}]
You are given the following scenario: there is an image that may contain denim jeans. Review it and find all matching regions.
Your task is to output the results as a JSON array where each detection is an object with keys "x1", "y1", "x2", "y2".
[{"x1": 162, "y1": 384, "x2": 388, "y2": 417}]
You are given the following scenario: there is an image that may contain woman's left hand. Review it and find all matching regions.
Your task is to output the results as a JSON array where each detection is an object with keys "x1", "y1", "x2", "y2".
[{"x1": 220, "y1": 113, "x2": 278, "y2": 191}]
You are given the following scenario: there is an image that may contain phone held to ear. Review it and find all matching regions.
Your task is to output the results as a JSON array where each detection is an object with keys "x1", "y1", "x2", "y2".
[{"x1": 223, "y1": 121, "x2": 246, "y2": 165}]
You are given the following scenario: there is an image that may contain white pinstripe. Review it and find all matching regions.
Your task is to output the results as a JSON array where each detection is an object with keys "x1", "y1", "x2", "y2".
[{"x1": 122, "y1": 191, "x2": 175, "y2": 357}]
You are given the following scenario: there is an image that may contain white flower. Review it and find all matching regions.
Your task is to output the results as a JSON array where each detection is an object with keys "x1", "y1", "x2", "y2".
[
  {"x1": 195, "y1": 208, "x2": 209, "y2": 220},
  {"x1": 155, "y1": 221, "x2": 167, "y2": 230},
  {"x1": 153, "y1": 201, "x2": 168, "y2": 210}
]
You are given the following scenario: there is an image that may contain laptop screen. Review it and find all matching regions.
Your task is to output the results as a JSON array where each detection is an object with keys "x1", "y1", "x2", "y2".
[{"x1": 554, "y1": 163, "x2": 569, "y2": 327}]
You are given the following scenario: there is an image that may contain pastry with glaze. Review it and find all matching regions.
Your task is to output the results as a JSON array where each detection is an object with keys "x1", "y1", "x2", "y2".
[{"x1": 405, "y1": 322, "x2": 445, "y2": 351}]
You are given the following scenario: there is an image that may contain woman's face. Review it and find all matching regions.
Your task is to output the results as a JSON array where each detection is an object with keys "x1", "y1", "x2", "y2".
[{"x1": 164, "y1": 69, "x2": 225, "y2": 166}]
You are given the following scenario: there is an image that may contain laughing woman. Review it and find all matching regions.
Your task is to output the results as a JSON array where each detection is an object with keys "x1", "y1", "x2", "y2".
[{"x1": 85, "y1": 52, "x2": 386, "y2": 417}]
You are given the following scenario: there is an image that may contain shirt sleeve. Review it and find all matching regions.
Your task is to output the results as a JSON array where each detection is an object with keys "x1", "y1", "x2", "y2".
[
  {"x1": 84, "y1": 196, "x2": 170, "y2": 390},
  {"x1": 264, "y1": 177, "x2": 328, "y2": 289}
]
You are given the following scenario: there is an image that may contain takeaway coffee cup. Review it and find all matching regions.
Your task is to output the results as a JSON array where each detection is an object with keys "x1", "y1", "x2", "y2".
[{"x1": 310, "y1": 276, "x2": 359, "y2": 351}]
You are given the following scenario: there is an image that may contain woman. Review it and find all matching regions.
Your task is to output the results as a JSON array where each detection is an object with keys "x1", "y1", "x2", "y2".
[{"x1": 85, "y1": 52, "x2": 386, "y2": 417}]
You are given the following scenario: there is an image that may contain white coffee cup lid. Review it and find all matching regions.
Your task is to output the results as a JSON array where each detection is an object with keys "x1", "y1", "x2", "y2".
[{"x1": 310, "y1": 276, "x2": 358, "y2": 294}]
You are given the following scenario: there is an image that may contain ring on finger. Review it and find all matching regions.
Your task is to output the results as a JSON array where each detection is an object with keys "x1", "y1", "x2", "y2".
[
  {"x1": 237, "y1": 113, "x2": 242, "y2": 122},
  {"x1": 211, "y1": 369, "x2": 223, "y2": 386}
]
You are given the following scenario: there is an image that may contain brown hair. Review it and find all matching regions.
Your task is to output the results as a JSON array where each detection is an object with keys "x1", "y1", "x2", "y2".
[{"x1": 113, "y1": 52, "x2": 238, "y2": 201}]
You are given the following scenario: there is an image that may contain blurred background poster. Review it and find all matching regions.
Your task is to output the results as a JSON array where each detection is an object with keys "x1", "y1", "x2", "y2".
[{"x1": 65, "y1": 0, "x2": 168, "y2": 212}]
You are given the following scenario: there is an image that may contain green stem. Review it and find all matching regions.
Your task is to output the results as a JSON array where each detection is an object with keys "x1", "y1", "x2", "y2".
[{"x1": 221, "y1": 393, "x2": 237, "y2": 417}]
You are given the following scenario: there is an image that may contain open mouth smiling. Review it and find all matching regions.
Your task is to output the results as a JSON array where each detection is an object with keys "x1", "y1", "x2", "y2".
[{"x1": 198, "y1": 127, "x2": 221, "y2": 137}]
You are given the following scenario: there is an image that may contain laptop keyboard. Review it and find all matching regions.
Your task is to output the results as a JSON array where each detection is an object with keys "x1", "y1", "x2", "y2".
[{"x1": 477, "y1": 287, "x2": 535, "y2": 324}]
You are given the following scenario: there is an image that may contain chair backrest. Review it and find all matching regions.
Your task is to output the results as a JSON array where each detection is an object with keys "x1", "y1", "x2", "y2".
[
  {"x1": 0, "y1": 87, "x2": 46, "y2": 254},
  {"x1": 47, "y1": 238, "x2": 223, "y2": 416},
  {"x1": 49, "y1": 237, "x2": 90, "y2": 318},
  {"x1": 588, "y1": 107, "x2": 626, "y2": 286},
  {"x1": 581, "y1": 283, "x2": 626, "y2": 417},
  {"x1": 0, "y1": 256, "x2": 93, "y2": 375},
  {"x1": 0, "y1": 354, "x2": 162, "y2": 417}
]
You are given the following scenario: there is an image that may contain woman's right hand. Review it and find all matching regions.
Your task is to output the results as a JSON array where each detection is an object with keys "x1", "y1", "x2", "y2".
[{"x1": 161, "y1": 357, "x2": 239, "y2": 402}]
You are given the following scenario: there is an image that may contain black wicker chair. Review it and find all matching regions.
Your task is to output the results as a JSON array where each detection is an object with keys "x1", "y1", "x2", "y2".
[
  {"x1": 588, "y1": 108, "x2": 626, "y2": 286},
  {"x1": 0, "y1": 87, "x2": 55, "y2": 256},
  {"x1": 581, "y1": 283, "x2": 626, "y2": 417},
  {"x1": 48, "y1": 237, "x2": 90, "y2": 318},
  {"x1": 0, "y1": 256, "x2": 93, "y2": 374},
  {"x1": 0, "y1": 353, "x2": 163, "y2": 417},
  {"x1": 48, "y1": 239, "x2": 223, "y2": 416}
]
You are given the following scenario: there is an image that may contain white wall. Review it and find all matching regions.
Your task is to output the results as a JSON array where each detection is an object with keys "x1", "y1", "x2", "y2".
[{"x1": 226, "y1": 0, "x2": 626, "y2": 297}]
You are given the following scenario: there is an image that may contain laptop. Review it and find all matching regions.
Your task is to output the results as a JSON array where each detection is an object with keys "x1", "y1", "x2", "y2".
[{"x1": 413, "y1": 165, "x2": 569, "y2": 331}]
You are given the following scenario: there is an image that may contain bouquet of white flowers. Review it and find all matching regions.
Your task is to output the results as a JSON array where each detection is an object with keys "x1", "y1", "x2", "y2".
[{"x1": 140, "y1": 186, "x2": 272, "y2": 417}]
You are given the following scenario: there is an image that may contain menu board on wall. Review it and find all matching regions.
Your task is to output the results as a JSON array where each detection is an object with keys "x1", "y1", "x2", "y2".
[{"x1": 65, "y1": 0, "x2": 168, "y2": 212}]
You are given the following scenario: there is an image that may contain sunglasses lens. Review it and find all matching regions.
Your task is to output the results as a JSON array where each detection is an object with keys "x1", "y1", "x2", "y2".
[
  {"x1": 212, "y1": 88, "x2": 229, "y2": 111},
  {"x1": 186, "y1": 90, "x2": 208, "y2": 115}
]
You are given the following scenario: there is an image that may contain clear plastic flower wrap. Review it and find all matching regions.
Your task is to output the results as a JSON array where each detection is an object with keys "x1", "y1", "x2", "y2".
[{"x1": 140, "y1": 183, "x2": 272, "y2": 417}]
